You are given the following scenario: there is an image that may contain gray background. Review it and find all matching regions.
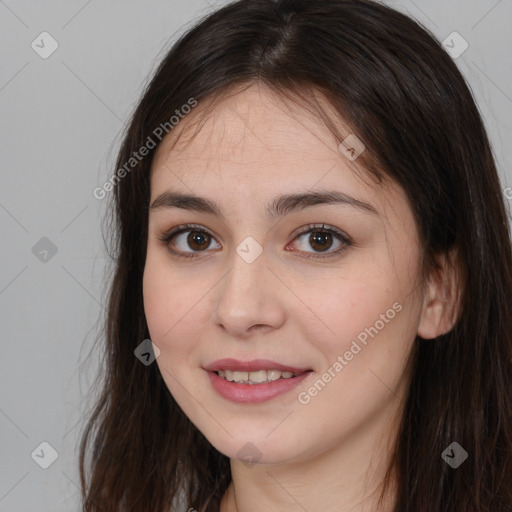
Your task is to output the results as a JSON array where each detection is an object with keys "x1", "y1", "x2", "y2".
[{"x1": 0, "y1": 1, "x2": 511, "y2": 511}]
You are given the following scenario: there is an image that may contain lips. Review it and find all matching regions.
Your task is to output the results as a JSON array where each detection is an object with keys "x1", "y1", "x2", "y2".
[
  {"x1": 203, "y1": 358, "x2": 311, "y2": 374},
  {"x1": 203, "y1": 358, "x2": 313, "y2": 403}
]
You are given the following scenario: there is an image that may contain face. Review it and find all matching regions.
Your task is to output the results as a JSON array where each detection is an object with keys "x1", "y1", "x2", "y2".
[{"x1": 143, "y1": 83, "x2": 427, "y2": 467}]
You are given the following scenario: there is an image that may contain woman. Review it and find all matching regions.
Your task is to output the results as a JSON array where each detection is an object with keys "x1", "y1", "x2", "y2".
[{"x1": 79, "y1": 0, "x2": 512, "y2": 510}]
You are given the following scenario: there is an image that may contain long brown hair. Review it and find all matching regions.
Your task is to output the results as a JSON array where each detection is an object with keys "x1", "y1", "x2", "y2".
[{"x1": 79, "y1": 1, "x2": 512, "y2": 510}]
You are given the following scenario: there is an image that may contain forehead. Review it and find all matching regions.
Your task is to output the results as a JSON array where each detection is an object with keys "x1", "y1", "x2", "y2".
[
  {"x1": 148, "y1": 83, "x2": 408, "y2": 224},
  {"x1": 152, "y1": 84, "x2": 366, "y2": 185}
]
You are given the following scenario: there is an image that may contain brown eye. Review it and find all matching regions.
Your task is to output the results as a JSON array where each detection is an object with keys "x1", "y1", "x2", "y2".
[
  {"x1": 158, "y1": 223, "x2": 351, "y2": 260},
  {"x1": 187, "y1": 230, "x2": 212, "y2": 251},
  {"x1": 291, "y1": 224, "x2": 352, "y2": 259},
  {"x1": 308, "y1": 230, "x2": 334, "y2": 252},
  {"x1": 158, "y1": 225, "x2": 221, "y2": 257}
]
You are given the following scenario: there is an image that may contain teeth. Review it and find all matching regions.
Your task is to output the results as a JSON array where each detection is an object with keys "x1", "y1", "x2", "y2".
[
  {"x1": 216, "y1": 369, "x2": 297, "y2": 384},
  {"x1": 246, "y1": 370, "x2": 267, "y2": 383},
  {"x1": 267, "y1": 370, "x2": 283, "y2": 381}
]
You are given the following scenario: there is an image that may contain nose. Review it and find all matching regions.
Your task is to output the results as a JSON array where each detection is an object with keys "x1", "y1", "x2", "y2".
[{"x1": 211, "y1": 246, "x2": 286, "y2": 338}]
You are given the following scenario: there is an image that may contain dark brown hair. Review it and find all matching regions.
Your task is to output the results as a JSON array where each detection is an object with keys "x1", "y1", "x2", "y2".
[{"x1": 79, "y1": 0, "x2": 512, "y2": 510}]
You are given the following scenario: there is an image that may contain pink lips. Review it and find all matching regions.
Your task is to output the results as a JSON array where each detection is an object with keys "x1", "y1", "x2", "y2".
[
  {"x1": 203, "y1": 358, "x2": 310, "y2": 374},
  {"x1": 203, "y1": 358, "x2": 312, "y2": 403}
]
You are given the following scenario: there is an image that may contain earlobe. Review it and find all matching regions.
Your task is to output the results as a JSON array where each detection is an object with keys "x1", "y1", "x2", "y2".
[{"x1": 417, "y1": 250, "x2": 462, "y2": 339}]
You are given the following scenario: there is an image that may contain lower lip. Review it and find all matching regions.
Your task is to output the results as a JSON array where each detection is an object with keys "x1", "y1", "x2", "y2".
[{"x1": 206, "y1": 370, "x2": 311, "y2": 403}]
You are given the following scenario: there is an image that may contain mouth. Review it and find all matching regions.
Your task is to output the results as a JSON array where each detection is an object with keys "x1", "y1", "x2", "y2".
[
  {"x1": 214, "y1": 368, "x2": 305, "y2": 384},
  {"x1": 204, "y1": 358, "x2": 313, "y2": 403}
]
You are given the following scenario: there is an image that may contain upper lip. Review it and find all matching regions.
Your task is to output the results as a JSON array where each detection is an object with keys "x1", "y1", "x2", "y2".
[{"x1": 203, "y1": 358, "x2": 311, "y2": 374}]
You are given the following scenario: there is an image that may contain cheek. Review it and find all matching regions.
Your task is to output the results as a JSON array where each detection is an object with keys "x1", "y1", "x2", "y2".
[
  {"x1": 142, "y1": 256, "x2": 209, "y2": 409},
  {"x1": 142, "y1": 252, "x2": 206, "y2": 353},
  {"x1": 295, "y1": 268, "x2": 397, "y2": 349},
  {"x1": 292, "y1": 289, "x2": 416, "y2": 444},
  {"x1": 295, "y1": 253, "x2": 421, "y2": 384}
]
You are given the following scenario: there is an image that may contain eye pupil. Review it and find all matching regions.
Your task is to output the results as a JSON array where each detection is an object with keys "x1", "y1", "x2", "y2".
[
  {"x1": 309, "y1": 230, "x2": 333, "y2": 252},
  {"x1": 188, "y1": 231, "x2": 210, "y2": 250}
]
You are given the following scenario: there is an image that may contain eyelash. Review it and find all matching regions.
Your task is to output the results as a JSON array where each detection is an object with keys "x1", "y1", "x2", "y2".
[{"x1": 156, "y1": 223, "x2": 352, "y2": 260}]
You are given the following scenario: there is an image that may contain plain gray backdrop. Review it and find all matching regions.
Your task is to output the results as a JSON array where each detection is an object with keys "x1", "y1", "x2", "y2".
[{"x1": 1, "y1": 1, "x2": 511, "y2": 511}]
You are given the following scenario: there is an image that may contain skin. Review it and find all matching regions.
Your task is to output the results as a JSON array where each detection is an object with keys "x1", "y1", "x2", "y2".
[{"x1": 143, "y1": 82, "x2": 459, "y2": 512}]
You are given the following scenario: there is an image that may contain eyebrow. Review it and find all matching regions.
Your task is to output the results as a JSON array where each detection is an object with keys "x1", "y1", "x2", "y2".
[{"x1": 149, "y1": 190, "x2": 379, "y2": 219}]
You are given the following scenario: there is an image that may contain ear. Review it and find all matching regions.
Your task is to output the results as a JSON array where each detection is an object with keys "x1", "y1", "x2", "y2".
[{"x1": 417, "y1": 249, "x2": 462, "y2": 339}]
